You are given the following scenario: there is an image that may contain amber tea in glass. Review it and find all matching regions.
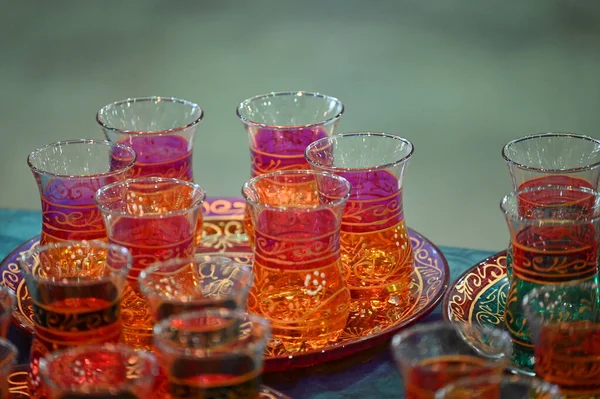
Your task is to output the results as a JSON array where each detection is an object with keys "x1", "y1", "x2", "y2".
[
  {"x1": 306, "y1": 132, "x2": 415, "y2": 313},
  {"x1": 391, "y1": 321, "x2": 512, "y2": 399},
  {"x1": 243, "y1": 170, "x2": 351, "y2": 352},
  {"x1": 95, "y1": 177, "x2": 205, "y2": 349},
  {"x1": 139, "y1": 254, "x2": 253, "y2": 322},
  {"x1": 39, "y1": 344, "x2": 158, "y2": 399},
  {"x1": 435, "y1": 374, "x2": 562, "y2": 399},
  {"x1": 154, "y1": 309, "x2": 270, "y2": 399},
  {"x1": 524, "y1": 281, "x2": 600, "y2": 398},
  {"x1": 18, "y1": 241, "x2": 132, "y2": 398}
]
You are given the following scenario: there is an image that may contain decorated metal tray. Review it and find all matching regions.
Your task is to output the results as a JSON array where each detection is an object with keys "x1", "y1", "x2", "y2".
[{"x1": 0, "y1": 198, "x2": 449, "y2": 372}]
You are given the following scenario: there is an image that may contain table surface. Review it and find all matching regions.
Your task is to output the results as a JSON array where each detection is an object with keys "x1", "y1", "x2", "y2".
[{"x1": 0, "y1": 208, "x2": 498, "y2": 399}]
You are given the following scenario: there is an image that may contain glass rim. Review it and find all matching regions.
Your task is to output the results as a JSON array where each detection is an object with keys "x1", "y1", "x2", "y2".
[
  {"x1": 0, "y1": 338, "x2": 18, "y2": 372},
  {"x1": 17, "y1": 240, "x2": 132, "y2": 286},
  {"x1": 236, "y1": 91, "x2": 344, "y2": 130},
  {"x1": 96, "y1": 96, "x2": 204, "y2": 136},
  {"x1": 434, "y1": 373, "x2": 562, "y2": 399},
  {"x1": 38, "y1": 343, "x2": 158, "y2": 393},
  {"x1": 242, "y1": 169, "x2": 351, "y2": 213},
  {"x1": 138, "y1": 255, "x2": 253, "y2": 300},
  {"x1": 502, "y1": 132, "x2": 600, "y2": 173},
  {"x1": 305, "y1": 132, "x2": 414, "y2": 172},
  {"x1": 390, "y1": 321, "x2": 513, "y2": 370},
  {"x1": 500, "y1": 184, "x2": 600, "y2": 225},
  {"x1": 522, "y1": 280, "x2": 600, "y2": 326},
  {"x1": 27, "y1": 139, "x2": 137, "y2": 180},
  {"x1": 153, "y1": 308, "x2": 271, "y2": 358},
  {"x1": 95, "y1": 177, "x2": 206, "y2": 219}
]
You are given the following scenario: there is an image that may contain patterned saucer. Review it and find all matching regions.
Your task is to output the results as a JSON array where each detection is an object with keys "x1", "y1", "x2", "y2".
[
  {"x1": 5, "y1": 365, "x2": 292, "y2": 399},
  {"x1": 441, "y1": 251, "x2": 534, "y2": 376},
  {"x1": 0, "y1": 198, "x2": 449, "y2": 372}
]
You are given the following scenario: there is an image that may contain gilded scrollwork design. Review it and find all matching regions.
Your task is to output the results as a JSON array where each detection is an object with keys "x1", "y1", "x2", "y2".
[{"x1": 7, "y1": 370, "x2": 30, "y2": 398}]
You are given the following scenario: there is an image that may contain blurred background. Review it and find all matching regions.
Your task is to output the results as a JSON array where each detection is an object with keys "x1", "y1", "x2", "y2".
[{"x1": 1, "y1": 0, "x2": 599, "y2": 251}]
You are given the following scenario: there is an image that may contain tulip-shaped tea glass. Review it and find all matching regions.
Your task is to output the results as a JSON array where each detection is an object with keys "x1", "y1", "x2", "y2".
[
  {"x1": 97, "y1": 96, "x2": 203, "y2": 181},
  {"x1": 0, "y1": 287, "x2": 14, "y2": 338},
  {"x1": 0, "y1": 338, "x2": 17, "y2": 399},
  {"x1": 523, "y1": 281, "x2": 600, "y2": 398},
  {"x1": 501, "y1": 185, "x2": 600, "y2": 371},
  {"x1": 153, "y1": 309, "x2": 271, "y2": 399},
  {"x1": 237, "y1": 91, "x2": 344, "y2": 244},
  {"x1": 434, "y1": 374, "x2": 562, "y2": 399},
  {"x1": 242, "y1": 170, "x2": 351, "y2": 352},
  {"x1": 27, "y1": 139, "x2": 136, "y2": 245},
  {"x1": 502, "y1": 133, "x2": 600, "y2": 280},
  {"x1": 95, "y1": 177, "x2": 205, "y2": 349},
  {"x1": 18, "y1": 241, "x2": 132, "y2": 397},
  {"x1": 138, "y1": 254, "x2": 253, "y2": 322},
  {"x1": 391, "y1": 321, "x2": 513, "y2": 399},
  {"x1": 306, "y1": 132, "x2": 415, "y2": 313},
  {"x1": 39, "y1": 344, "x2": 158, "y2": 399}
]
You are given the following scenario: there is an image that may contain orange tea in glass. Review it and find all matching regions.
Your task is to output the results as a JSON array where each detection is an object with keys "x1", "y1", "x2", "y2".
[
  {"x1": 95, "y1": 177, "x2": 205, "y2": 349},
  {"x1": 18, "y1": 241, "x2": 132, "y2": 398},
  {"x1": 306, "y1": 132, "x2": 415, "y2": 312},
  {"x1": 243, "y1": 170, "x2": 351, "y2": 352},
  {"x1": 435, "y1": 374, "x2": 562, "y2": 399},
  {"x1": 391, "y1": 321, "x2": 512, "y2": 399}
]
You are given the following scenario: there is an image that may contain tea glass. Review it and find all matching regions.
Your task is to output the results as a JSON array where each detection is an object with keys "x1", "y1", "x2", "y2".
[
  {"x1": 523, "y1": 281, "x2": 600, "y2": 398},
  {"x1": 27, "y1": 139, "x2": 136, "y2": 245},
  {"x1": 39, "y1": 344, "x2": 158, "y2": 399},
  {"x1": 236, "y1": 91, "x2": 344, "y2": 244},
  {"x1": 0, "y1": 338, "x2": 17, "y2": 399},
  {"x1": 305, "y1": 132, "x2": 415, "y2": 312},
  {"x1": 95, "y1": 177, "x2": 205, "y2": 349},
  {"x1": 391, "y1": 321, "x2": 513, "y2": 399},
  {"x1": 242, "y1": 170, "x2": 351, "y2": 352},
  {"x1": 138, "y1": 254, "x2": 253, "y2": 322},
  {"x1": 0, "y1": 287, "x2": 14, "y2": 338},
  {"x1": 500, "y1": 185, "x2": 600, "y2": 370},
  {"x1": 18, "y1": 241, "x2": 132, "y2": 397},
  {"x1": 435, "y1": 374, "x2": 562, "y2": 399},
  {"x1": 153, "y1": 309, "x2": 271, "y2": 399},
  {"x1": 97, "y1": 96, "x2": 203, "y2": 181}
]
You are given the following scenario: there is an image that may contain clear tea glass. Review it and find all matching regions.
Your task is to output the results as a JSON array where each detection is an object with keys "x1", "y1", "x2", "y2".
[
  {"x1": 305, "y1": 132, "x2": 415, "y2": 312},
  {"x1": 138, "y1": 254, "x2": 253, "y2": 322},
  {"x1": 95, "y1": 177, "x2": 206, "y2": 349},
  {"x1": 97, "y1": 96, "x2": 203, "y2": 181},
  {"x1": 18, "y1": 241, "x2": 132, "y2": 398},
  {"x1": 435, "y1": 374, "x2": 562, "y2": 399},
  {"x1": 153, "y1": 309, "x2": 271, "y2": 399},
  {"x1": 236, "y1": 91, "x2": 344, "y2": 245},
  {"x1": 27, "y1": 139, "x2": 136, "y2": 245},
  {"x1": 391, "y1": 321, "x2": 513, "y2": 399},
  {"x1": 39, "y1": 344, "x2": 158, "y2": 399},
  {"x1": 523, "y1": 281, "x2": 600, "y2": 398},
  {"x1": 242, "y1": 170, "x2": 351, "y2": 352}
]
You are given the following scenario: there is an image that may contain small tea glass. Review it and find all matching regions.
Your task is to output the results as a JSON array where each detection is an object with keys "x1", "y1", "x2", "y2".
[
  {"x1": 27, "y1": 139, "x2": 136, "y2": 245},
  {"x1": 95, "y1": 177, "x2": 206, "y2": 349},
  {"x1": 501, "y1": 185, "x2": 600, "y2": 370},
  {"x1": 0, "y1": 287, "x2": 15, "y2": 338},
  {"x1": 306, "y1": 132, "x2": 415, "y2": 312},
  {"x1": 435, "y1": 374, "x2": 563, "y2": 399},
  {"x1": 391, "y1": 321, "x2": 513, "y2": 399},
  {"x1": 138, "y1": 254, "x2": 253, "y2": 322},
  {"x1": 18, "y1": 240, "x2": 132, "y2": 397},
  {"x1": 0, "y1": 338, "x2": 17, "y2": 399},
  {"x1": 153, "y1": 308, "x2": 271, "y2": 399},
  {"x1": 97, "y1": 96, "x2": 203, "y2": 181},
  {"x1": 39, "y1": 344, "x2": 158, "y2": 399},
  {"x1": 236, "y1": 91, "x2": 344, "y2": 245},
  {"x1": 243, "y1": 170, "x2": 351, "y2": 352},
  {"x1": 523, "y1": 281, "x2": 600, "y2": 398}
]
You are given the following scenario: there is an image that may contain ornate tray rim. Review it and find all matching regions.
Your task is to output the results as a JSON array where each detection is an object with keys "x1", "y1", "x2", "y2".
[{"x1": 1, "y1": 198, "x2": 450, "y2": 372}]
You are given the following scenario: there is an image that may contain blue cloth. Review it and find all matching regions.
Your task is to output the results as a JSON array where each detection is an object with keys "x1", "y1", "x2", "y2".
[{"x1": 0, "y1": 209, "x2": 498, "y2": 399}]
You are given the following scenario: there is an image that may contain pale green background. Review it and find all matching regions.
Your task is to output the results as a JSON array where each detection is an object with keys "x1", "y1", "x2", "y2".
[{"x1": 1, "y1": 0, "x2": 599, "y2": 251}]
